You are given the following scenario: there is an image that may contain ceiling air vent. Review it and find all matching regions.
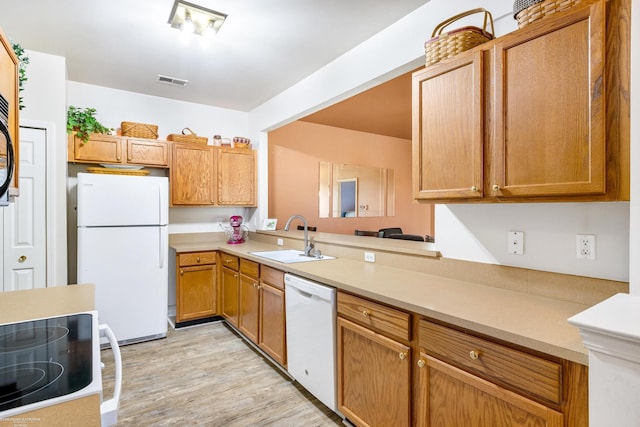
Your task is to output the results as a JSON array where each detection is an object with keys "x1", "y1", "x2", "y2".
[{"x1": 157, "y1": 74, "x2": 189, "y2": 87}]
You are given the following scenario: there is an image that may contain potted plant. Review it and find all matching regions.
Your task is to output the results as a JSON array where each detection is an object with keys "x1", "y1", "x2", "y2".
[{"x1": 66, "y1": 106, "x2": 113, "y2": 144}]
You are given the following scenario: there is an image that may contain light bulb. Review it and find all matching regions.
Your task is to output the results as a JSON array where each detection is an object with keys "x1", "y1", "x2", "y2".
[
  {"x1": 182, "y1": 12, "x2": 195, "y2": 34},
  {"x1": 203, "y1": 20, "x2": 216, "y2": 38}
]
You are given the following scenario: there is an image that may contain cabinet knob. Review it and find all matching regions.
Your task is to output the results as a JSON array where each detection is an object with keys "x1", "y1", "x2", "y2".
[
  {"x1": 417, "y1": 359, "x2": 425, "y2": 368},
  {"x1": 180, "y1": 269, "x2": 184, "y2": 275},
  {"x1": 492, "y1": 184, "x2": 501, "y2": 191},
  {"x1": 470, "y1": 186, "x2": 478, "y2": 192},
  {"x1": 399, "y1": 352, "x2": 407, "y2": 361},
  {"x1": 253, "y1": 282, "x2": 258, "y2": 288},
  {"x1": 196, "y1": 257, "x2": 200, "y2": 263},
  {"x1": 362, "y1": 310, "x2": 370, "y2": 318},
  {"x1": 469, "y1": 350, "x2": 481, "y2": 360}
]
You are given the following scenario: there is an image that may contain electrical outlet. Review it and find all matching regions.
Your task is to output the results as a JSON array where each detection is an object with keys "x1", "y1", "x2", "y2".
[
  {"x1": 507, "y1": 231, "x2": 524, "y2": 255},
  {"x1": 277, "y1": 238, "x2": 284, "y2": 246},
  {"x1": 364, "y1": 252, "x2": 375, "y2": 263},
  {"x1": 576, "y1": 234, "x2": 595, "y2": 260}
]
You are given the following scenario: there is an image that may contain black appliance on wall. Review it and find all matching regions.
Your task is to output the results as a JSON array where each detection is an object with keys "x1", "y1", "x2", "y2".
[{"x1": 0, "y1": 92, "x2": 14, "y2": 206}]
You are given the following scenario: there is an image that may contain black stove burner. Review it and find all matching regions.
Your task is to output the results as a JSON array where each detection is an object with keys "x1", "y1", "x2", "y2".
[
  {"x1": 0, "y1": 314, "x2": 93, "y2": 413},
  {"x1": 0, "y1": 361, "x2": 64, "y2": 406},
  {"x1": 0, "y1": 326, "x2": 69, "y2": 353}
]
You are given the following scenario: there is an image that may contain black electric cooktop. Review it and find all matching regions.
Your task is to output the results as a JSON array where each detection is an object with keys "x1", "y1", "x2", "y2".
[{"x1": 0, "y1": 313, "x2": 94, "y2": 413}]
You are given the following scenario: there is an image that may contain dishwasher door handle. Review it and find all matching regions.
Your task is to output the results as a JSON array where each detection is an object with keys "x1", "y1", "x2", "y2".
[{"x1": 291, "y1": 286, "x2": 314, "y2": 299}]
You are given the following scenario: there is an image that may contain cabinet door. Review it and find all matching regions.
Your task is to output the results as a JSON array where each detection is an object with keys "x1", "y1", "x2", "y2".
[
  {"x1": 170, "y1": 143, "x2": 214, "y2": 205},
  {"x1": 492, "y1": 2, "x2": 605, "y2": 198},
  {"x1": 337, "y1": 317, "x2": 410, "y2": 427},
  {"x1": 0, "y1": 32, "x2": 19, "y2": 195},
  {"x1": 71, "y1": 134, "x2": 123, "y2": 164},
  {"x1": 216, "y1": 148, "x2": 256, "y2": 206},
  {"x1": 221, "y1": 266, "x2": 239, "y2": 326},
  {"x1": 176, "y1": 264, "x2": 216, "y2": 322},
  {"x1": 258, "y1": 282, "x2": 286, "y2": 366},
  {"x1": 238, "y1": 273, "x2": 260, "y2": 343},
  {"x1": 412, "y1": 51, "x2": 485, "y2": 200},
  {"x1": 126, "y1": 138, "x2": 169, "y2": 167},
  {"x1": 416, "y1": 354, "x2": 563, "y2": 427}
]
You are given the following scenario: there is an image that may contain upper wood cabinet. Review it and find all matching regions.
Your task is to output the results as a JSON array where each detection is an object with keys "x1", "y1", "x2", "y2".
[
  {"x1": 170, "y1": 143, "x2": 257, "y2": 207},
  {"x1": 0, "y1": 29, "x2": 19, "y2": 198},
  {"x1": 216, "y1": 148, "x2": 257, "y2": 206},
  {"x1": 413, "y1": 0, "x2": 629, "y2": 203},
  {"x1": 170, "y1": 142, "x2": 215, "y2": 205},
  {"x1": 68, "y1": 133, "x2": 169, "y2": 168}
]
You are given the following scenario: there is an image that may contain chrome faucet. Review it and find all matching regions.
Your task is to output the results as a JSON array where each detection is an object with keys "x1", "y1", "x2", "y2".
[{"x1": 283, "y1": 214, "x2": 314, "y2": 256}]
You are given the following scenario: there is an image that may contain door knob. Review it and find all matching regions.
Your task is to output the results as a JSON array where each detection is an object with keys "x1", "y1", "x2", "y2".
[{"x1": 18, "y1": 255, "x2": 27, "y2": 263}]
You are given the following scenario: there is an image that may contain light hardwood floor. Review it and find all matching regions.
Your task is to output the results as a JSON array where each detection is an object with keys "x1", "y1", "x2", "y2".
[{"x1": 101, "y1": 321, "x2": 343, "y2": 426}]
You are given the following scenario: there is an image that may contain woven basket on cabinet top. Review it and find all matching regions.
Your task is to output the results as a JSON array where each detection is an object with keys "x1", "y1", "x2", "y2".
[
  {"x1": 166, "y1": 127, "x2": 208, "y2": 145},
  {"x1": 121, "y1": 121, "x2": 159, "y2": 139},
  {"x1": 514, "y1": 0, "x2": 598, "y2": 28},
  {"x1": 424, "y1": 8, "x2": 495, "y2": 68}
]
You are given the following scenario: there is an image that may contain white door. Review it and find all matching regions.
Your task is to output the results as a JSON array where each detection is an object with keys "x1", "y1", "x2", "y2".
[{"x1": 3, "y1": 127, "x2": 47, "y2": 291}]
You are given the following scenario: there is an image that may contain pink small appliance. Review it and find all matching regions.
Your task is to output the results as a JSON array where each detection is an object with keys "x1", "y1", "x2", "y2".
[{"x1": 226, "y1": 215, "x2": 248, "y2": 244}]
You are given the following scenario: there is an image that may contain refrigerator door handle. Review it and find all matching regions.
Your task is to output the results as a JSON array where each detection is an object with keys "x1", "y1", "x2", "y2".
[{"x1": 159, "y1": 227, "x2": 166, "y2": 269}]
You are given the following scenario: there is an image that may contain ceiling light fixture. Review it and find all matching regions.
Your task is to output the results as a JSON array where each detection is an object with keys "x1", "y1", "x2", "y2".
[{"x1": 168, "y1": 0, "x2": 227, "y2": 37}]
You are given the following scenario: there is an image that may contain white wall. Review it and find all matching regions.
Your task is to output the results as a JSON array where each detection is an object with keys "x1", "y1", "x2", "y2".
[
  {"x1": 248, "y1": 0, "x2": 631, "y2": 282},
  {"x1": 66, "y1": 82, "x2": 249, "y2": 145},
  {"x1": 19, "y1": 50, "x2": 68, "y2": 286}
]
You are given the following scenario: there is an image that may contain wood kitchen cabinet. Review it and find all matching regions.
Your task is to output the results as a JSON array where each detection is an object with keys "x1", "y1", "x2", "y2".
[
  {"x1": 170, "y1": 142, "x2": 215, "y2": 206},
  {"x1": 68, "y1": 133, "x2": 169, "y2": 167},
  {"x1": 220, "y1": 252, "x2": 240, "y2": 326},
  {"x1": 175, "y1": 251, "x2": 217, "y2": 323},
  {"x1": 238, "y1": 258, "x2": 260, "y2": 343},
  {"x1": 413, "y1": 0, "x2": 629, "y2": 203},
  {"x1": 258, "y1": 265, "x2": 286, "y2": 367},
  {"x1": 0, "y1": 28, "x2": 20, "y2": 198},
  {"x1": 170, "y1": 144, "x2": 257, "y2": 207},
  {"x1": 216, "y1": 147, "x2": 257, "y2": 206},
  {"x1": 337, "y1": 291, "x2": 411, "y2": 427},
  {"x1": 415, "y1": 319, "x2": 588, "y2": 427}
]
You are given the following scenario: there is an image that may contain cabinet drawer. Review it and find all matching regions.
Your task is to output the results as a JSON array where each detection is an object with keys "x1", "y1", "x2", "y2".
[
  {"x1": 219, "y1": 253, "x2": 239, "y2": 271},
  {"x1": 178, "y1": 251, "x2": 216, "y2": 267},
  {"x1": 419, "y1": 320, "x2": 562, "y2": 405},
  {"x1": 260, "y1": 265, "x2": 284, "y2": 290},
  {"x1": 337, "y1": 292, "x2": 410, "y2": 342},
  {"x1": 240, "y1": 258, "x2": 259, "y2": 279}
]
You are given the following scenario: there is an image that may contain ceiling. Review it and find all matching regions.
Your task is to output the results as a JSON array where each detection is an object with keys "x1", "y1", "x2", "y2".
[{"x1": 0, "y1": 0, "x2": 427, "y2": 116}]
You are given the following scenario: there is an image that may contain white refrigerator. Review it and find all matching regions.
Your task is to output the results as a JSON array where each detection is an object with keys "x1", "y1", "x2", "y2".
[{"x1": 77, "y1": 172, "x2": 169, "y2": 345}]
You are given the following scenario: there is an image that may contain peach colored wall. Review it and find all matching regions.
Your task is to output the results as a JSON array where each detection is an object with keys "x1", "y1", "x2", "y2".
[{"x1": 268, "y1": 121, "x2": 434, "y2": 236}]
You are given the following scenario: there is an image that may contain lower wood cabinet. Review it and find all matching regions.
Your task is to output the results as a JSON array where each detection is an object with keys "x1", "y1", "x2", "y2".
[
  {"x1": 416, "y1": 319, "x2": 587, "y2": 427},
  {"x1": 417, "y1": 355, "x2": 563, "y2": 427},
  {"x1": 238, "y1": 258, "x2": 260, "y2": 343},
  {"x1": 175, "y1": 251, "x2": 217, "y2": 323},
  {"x1": 258, "y1": 266, "x2": 286, "y2": 366},
  {"x1": 219, "y1": 254, "x2": 287, "y2": 367},
  {"x1": 220, "y1": 253, "x2": 240, "y2": 326},
  {"x1": 337, "y1": 291, "x2": 411, "y2": 427}
]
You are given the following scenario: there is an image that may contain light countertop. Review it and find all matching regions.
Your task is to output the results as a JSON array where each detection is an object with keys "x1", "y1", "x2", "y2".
[{"x1": 170, "y1": 239, "x2": 590, "y2": 365}]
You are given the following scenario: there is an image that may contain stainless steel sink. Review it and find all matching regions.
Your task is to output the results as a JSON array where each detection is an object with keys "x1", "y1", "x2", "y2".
[{"x1": 249, "y1": 249, "x2": 335, "y2": 264}]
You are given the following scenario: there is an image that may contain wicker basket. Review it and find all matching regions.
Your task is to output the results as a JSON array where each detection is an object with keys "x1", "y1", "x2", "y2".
[
  {"x1": 424, "y1": 8, "x2": 495, "y2": 68},
  {"x1": 167, "y1": 127, "x2": 208, "y2": 145},
  {"x1": 514, "y1": 0, "x2": 597, "y2": 28},
  {"x1": 121, "y1": 121, "x2": 159, "y2": 139}
]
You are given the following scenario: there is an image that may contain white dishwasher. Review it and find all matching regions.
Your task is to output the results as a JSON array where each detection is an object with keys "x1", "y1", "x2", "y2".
[{"x1": 285, "y1": 273, "x2": 338, "y2": 413}]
